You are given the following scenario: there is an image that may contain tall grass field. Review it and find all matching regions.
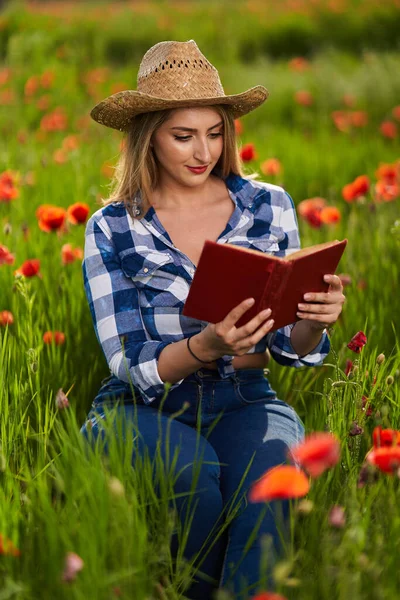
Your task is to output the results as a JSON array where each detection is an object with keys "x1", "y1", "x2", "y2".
[{"x1": 1, "y1": 1, "x2": 400, "y2": 598}]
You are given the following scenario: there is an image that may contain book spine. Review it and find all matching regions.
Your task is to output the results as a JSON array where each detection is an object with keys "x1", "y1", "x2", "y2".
[{"x1": 260, "y1": 261, "x2": 293, "y2": 311}]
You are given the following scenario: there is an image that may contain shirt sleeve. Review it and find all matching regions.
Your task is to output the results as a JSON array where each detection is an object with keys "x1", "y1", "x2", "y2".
[
  {"x1": 82, "y1": 214, "x2": 184, "y2": 404},
  {"x1": 265, "y1": 189, "x2": 331, "y2": 367}
]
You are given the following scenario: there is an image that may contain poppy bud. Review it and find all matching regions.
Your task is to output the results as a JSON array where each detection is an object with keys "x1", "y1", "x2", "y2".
[
  {"x1": 296, "y1": 498, "x2": 314, "y2": 515},
  {"x1": 386, "y1": 375, "x2": 394, "y2": 386},
  {"x1": 376, "y1": 353, "x2": 385, "y2": 365}
]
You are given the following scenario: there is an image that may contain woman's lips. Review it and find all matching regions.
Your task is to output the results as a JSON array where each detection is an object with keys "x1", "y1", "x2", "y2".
[{"x1": 186, "y1": 166, "x2": 208, "y2": 174}]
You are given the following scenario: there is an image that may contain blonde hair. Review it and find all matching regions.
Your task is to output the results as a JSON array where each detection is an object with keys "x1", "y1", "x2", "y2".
[{"x1": 100, "y1": 105, "x2": 260, "y2": 220}]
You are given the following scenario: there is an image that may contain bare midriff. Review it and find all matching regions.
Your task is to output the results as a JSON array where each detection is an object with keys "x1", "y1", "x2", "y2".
[{"x1": 201, "y1": 350, "x2": 270, "y2": 371}]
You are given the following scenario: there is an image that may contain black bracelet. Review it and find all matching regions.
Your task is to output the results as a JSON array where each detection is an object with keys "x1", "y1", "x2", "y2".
[{"x1": 187, "y1": 336, "x2": 210, "y2": 363}]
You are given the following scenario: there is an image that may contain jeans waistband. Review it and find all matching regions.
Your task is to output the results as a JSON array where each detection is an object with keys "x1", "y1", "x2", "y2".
[{"x1": 185, "y1": 367, "x2": 268, "y2": 381}]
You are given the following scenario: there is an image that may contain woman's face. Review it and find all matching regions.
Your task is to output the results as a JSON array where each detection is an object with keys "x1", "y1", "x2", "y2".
[{"x1": 151, "y1": 107, "x2": 224, "y2": 188}]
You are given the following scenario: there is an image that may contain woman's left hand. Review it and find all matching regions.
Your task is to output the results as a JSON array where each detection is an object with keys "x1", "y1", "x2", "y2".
[{"x1": 296, "y1": 274, "x2": 346, "y2": 330}]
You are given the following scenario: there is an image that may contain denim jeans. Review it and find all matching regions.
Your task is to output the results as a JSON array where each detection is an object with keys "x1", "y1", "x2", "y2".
[{"x1": 80, "y1": 368, "x2": 305, "y2": 600}]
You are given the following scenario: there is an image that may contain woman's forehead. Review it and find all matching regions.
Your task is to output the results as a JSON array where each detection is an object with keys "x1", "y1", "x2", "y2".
[{"x1": 166, "y1": 106, "x2": 221, "y2": 122}]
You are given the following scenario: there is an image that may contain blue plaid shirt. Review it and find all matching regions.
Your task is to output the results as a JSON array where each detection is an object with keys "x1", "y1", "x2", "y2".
[{"x1": 83, "y1": 172, "x2": 330, "y2": 404}]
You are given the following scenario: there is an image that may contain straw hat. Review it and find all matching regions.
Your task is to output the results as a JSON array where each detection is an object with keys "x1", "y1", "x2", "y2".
[{"x1": 90, "y1": 39, "x2": 269, "y2": 131}]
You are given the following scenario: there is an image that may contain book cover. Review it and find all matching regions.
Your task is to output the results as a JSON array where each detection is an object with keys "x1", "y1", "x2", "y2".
[{"x1": 182, "y1": 238, "x2": 347, "y2": 330}]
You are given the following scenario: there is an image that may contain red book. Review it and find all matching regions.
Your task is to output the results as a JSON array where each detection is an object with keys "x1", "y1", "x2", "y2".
[{"x1": 183, "y1": 239, "x2": 348, "y2": 330}]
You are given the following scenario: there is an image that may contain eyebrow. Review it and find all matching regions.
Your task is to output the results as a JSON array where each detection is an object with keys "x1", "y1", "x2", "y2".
[{"x1": 170, "y1": 120, "x2": 224, "y2": 132}]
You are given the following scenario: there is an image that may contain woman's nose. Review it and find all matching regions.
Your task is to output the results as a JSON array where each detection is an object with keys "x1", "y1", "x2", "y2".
[{"x1": 193, "y1": 138, "x2": 212, "y2": 162}]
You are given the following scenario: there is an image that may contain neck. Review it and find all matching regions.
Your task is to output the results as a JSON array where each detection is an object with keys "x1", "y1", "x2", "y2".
[{"x1": 150, "y1": 173, "x2": 220, "y2": 211}]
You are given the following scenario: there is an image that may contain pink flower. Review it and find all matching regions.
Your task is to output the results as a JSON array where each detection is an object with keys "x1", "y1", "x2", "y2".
[
  {"x1": 62, "y1": 552, "x2": 84, "y2": 582},
  {"x1": 328, "y1": 505, "x2": 346, "y2": 528},
  {"x1": 55, "y1": 389, "x2": 70, "y2": 410}
]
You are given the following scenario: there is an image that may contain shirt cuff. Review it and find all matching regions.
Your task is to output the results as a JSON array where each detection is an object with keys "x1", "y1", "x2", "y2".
[{"x1": 269, "y1": 323, "x2": 331, "y2": 368}]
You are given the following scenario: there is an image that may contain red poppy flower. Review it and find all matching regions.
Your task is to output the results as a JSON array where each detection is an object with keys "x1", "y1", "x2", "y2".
[
  {"x1": 331, "y1": 110, "x2": 351, "y2": 133},
  {"x1": 372, "y1": 426, "x2": 400, "y2": 448},
  {"x1": 380, "y1": 121, "x2": 397, "y2": 139},
  {"x1": 297, "y1": 197, "x2": 326, "y2": 217},
  {"x1": 260, "y1": 158, "x2": 282, "y2": 177},
  {"x1": 288, "y1": 57, "x2": 310, "y2": 72},
  {"x1": 375, "y1": 163, "x2": 398, "y2": 183},
  {"x1": 392, "y1": 106, "x2": 400, "y2": 121},
  {"x1": 14, "y1": 259, "x2": 41, "y2": 278},
  {"x1": 240, "y1": 143, "x2": 257, "y2": 162},
  {"x1": 61, "y1": 243, "x2": 83, "y2": 265},
  {"x1": 319, "y1": 206, "x2": 341, "y2": 224},
  {"x1": 289, "y1": 432, "x2": 341, "y2": 478},
  {"x1": 342, "y1": 175, "x2": 370, "y2": 202},
  {"x1": 43, "y1": 331, "x2": 66, "y2": 345},
  {"x1": 0, "y1": 171, "x2": 19, "y2": 202},
  {"x1": 0, "y1": 534, "x2": 21, "y2": 557},
  {"x1": 0, "y1": 311, "x2": 13, "y2": 326},
  {"x1": 344, "y1": 359, "x2": 353, "y2": 376},
  {"x1": 294, "y1": 90, "x2": 313, "y2": 106},
  {"x1": 40, "y1": 107, "x2": 68, "y2": 132},
  {"x1": 366, "y1": 446, "x2": 400, "y2": 474},
  {"x1": 251, "y1": 593, "x2": 288, "y2": 600},
  {"x1": 0, "y1": 244, "x2": 15, "y2": 265},
  {"x1": 374, "y1": 180, "x2": 399, "y2": 203},
  {"x1": 350, "y1": 111, "x2": 368, "y2": 127},
  {"x1": 66, "y1": 202, "x2": 90, "y2": 225},
  {"x1": 37, "y1": 205, "x2": 67, "y2": 232},
  {"x1": 248, "y1": 465, "x2": 310, "y2": 502},
  {"x1": 347, "y1": 331, "x2": 367, "y2": 353}
]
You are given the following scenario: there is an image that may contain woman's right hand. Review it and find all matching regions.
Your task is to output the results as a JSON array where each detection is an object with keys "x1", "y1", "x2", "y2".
[{"x1": 192, "y1": 298, "x2": 275, "y2": 361}]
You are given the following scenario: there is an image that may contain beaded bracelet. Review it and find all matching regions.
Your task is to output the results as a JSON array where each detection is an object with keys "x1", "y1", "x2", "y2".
[{"x1": 186, "y1": 336, "x2": 210, "y2": 363}]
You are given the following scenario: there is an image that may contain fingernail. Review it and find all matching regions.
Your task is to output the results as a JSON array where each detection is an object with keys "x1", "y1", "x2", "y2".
[
  {"x1": 246, "y1": 298, "x2": 255, "y2": 305},
  {"x1": 267, "y1": 319, "x2": 274, "y2": 327}
]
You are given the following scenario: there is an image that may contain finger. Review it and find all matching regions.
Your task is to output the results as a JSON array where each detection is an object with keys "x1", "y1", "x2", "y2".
[
  {"x1": 224, "y1": 297, "x2": 255, "y2": 329},
  {"x1": 237, "y1": 317, "x2": 275, "y2": 352},
  {"x1": 298, "y1": 303, "x2": 334, "y2": 314},
  {"x1": 296, "y1": 310, "x2": 337, "y2": 323},
  {"x1": 303, "y1": 275, "x2": 343, "y2": 304},
  {"x1": 324, "y1": 274, "x2": 344, "y2": 292},
  {"x1": 302, "y1": 291, "x2": 344, "y2": 304},
  {"x1": 235, "y1": 307, "x2": 272, "y2": 338}
]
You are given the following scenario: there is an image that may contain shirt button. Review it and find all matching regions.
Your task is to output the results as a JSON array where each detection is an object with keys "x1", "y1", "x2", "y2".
[
  {"x1": 248, "y1": 203, "x2": 253, "y2": 208},
  {"x1": 143, "y1": 267, "x2": 149, "y2": 273}
]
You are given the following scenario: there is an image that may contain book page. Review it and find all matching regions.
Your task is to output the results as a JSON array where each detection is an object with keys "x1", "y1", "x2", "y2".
[{"x1": 285, "y1": 240, "x2": 340, "y2": 261}]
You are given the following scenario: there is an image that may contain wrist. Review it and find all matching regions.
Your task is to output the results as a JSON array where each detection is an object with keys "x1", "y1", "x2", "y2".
[
  {"x1": 190, "y1": 333, "x2": 220, "y2": 363},
  {"x1": 307, "y1": 320, "x2": 328, "y2": 333}
]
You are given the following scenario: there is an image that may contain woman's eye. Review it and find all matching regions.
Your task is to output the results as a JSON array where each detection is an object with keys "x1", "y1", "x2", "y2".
[{"x1": 174, "y1": 133, "x2": 223, "y2": 142}]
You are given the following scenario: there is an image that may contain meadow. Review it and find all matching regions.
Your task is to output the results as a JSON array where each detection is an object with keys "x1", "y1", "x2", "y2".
[{"x1": 1, "y1": 1, "x2": 400, "y2": 598}]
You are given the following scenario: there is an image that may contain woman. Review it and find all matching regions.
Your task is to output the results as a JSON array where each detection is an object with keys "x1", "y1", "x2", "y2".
[{"x1": 81, "y1": 40, "x2": 345, "y2": 600}]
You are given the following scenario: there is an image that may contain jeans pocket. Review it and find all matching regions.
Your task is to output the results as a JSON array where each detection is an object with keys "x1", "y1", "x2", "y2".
[{"x1": 233, "y1": 373, "x2": 277, "y2": 405}]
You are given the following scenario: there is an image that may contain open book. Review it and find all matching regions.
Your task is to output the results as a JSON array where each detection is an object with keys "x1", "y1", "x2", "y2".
[{"x1": 182, "y1": 238, "x2": 348, "y2": 330}]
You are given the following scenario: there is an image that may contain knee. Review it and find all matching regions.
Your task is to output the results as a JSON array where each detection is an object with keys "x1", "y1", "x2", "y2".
[{"x1": 172, "y1": 448, "x2": 221, "y2": 497}]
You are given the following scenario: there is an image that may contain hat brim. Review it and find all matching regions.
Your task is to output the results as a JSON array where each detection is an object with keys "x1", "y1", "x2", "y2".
[{"x1": 90, "y1": 85, "x2": 269, "y2": 131}]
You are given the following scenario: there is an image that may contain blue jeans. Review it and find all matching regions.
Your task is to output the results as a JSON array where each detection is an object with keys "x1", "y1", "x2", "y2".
[{"x1": 80, "y1": 368, "x2": 305, "y2": 600}]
